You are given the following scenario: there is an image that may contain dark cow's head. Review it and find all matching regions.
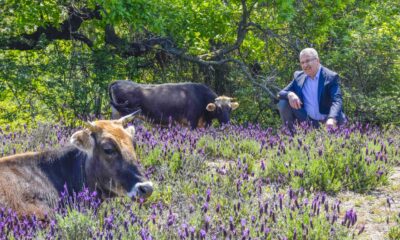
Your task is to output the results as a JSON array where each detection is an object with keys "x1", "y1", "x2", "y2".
[
  {"x1": 206, "y1": 96, "x2": 239, "y2": 124},
  {"x1": 70, "y1": 112, "x2": 153, "y2": 200}
]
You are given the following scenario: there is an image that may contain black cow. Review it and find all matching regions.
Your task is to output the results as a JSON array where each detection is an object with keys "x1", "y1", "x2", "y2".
[
  {"x1": 108, "y1": 80, "x2": 239, "y2": 129},
  {"x1": 0, "y1": 112, "x2": 153, "y2": 218}
]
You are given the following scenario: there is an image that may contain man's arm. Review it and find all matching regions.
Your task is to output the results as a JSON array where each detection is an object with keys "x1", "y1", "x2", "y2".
[
  {"x1": 278, "y1": 80, "x2": 295, "y2": 100},
  {"x1": 278, "y1": 71, "x2": 302, "y2": 100},
  {"x1": 326, "y1": 75, "x2": 343, "y2": 126}
]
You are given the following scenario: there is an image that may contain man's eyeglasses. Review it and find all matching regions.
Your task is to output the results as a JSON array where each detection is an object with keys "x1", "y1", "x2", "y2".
[{"x1": 300, "y1": 58, "x2": 317, "y2": 65}]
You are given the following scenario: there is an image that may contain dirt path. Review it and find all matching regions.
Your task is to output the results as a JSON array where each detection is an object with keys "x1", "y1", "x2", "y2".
[{"x1": 338, "y1": 167, "x2": 400, "y2": 239}]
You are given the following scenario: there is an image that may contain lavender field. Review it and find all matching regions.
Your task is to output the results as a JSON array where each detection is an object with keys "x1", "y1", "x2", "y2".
[{"x1": 0, "y1": 122, "x2": 399, "y2": 239}]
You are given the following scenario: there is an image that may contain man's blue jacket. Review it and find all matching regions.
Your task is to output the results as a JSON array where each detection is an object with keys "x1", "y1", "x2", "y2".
[{"x1": 278, "y1": 65, "x2": 345, "y2": 121}]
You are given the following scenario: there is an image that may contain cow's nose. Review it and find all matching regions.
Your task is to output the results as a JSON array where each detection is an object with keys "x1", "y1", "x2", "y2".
[{"x1": 135, "y1": 181, "x2": 154, "y2": 199}]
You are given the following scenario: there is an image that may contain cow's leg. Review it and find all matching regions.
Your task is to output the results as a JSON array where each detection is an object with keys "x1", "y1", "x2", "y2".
[
  {"x1": 196, "y1": 116, "x2": 207, "y2": 129},
  {"x1": 205, "y1": 120, "x2": 212, "y2": 128},
  {"x1": 190, "y1": 119, "x2": 198, "y2": 129}
]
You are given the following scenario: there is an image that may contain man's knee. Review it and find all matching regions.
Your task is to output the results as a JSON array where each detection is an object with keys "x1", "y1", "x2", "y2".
[
  {"x1": 277, "y1": 99, "x2": 290, "y2": 112},
  {"x1": 337, "y1": 112, "x2": 347, "y2": 125}
]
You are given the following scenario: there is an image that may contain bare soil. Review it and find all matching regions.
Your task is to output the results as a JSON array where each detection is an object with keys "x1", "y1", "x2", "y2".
[{"x1": 338, "y1": 167, "x2": 400, "y2": 239}]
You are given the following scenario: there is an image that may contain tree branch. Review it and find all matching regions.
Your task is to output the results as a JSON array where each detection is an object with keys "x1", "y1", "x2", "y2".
[
  {"x1": 198, "y1": 0, "x2": 251, "y2": 60},
  {"x1": 162, "y1": 47, "x2": 280, "y2": 100},
  {"x1": 0, "y1": 5, "x2": 102, "y2": 50},
  {"x1": 247, "y1": 22, "x2": 305, "y2": 53},
  {"x1": 104, "y1": 25, "x2": 175, "y2": 57}
]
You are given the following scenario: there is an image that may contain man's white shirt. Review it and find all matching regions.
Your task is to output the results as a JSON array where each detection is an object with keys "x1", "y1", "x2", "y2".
[{"x1": 302, "y1": 66, "x2": 327, "y2": 121}]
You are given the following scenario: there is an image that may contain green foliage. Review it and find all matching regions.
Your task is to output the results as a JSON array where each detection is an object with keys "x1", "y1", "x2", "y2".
[
  {"x1": 0, "y1": 0, "x2": 399, "y2": 128},
  {"x1": 197, "y1": 136, "x2": 218, "y2": 156},
  {"x1": 56, "y1": 210, "x2": 95, "y2": 239},
  {"x1": 0, "y1": 122, "x2": 73, "y2": 156},
  {"x1": 169, "y1": 151, "x2": 183, "y2": 173},
  {"x1": 139, "y1": 146, "x2": 163, "y2": 167},
  {"x1": 0, "y1": 0, "x2": 63, "y2": 35},
  {"x1": 137, "y1": 145, "x2": 186, "y2": 174},
  {"x1": 264, "y1": 128, "x2": 392, "y2": 194},
  {"x1": 388, "y1": 214, "x2": 400, "y2": 240},
  {"x1": 314, "y1": 1, "x2": 399, "y2": 125},
  {"x1": 197, "y1": 135, "x2": 261, "y2": 161},
  {"x1": 355, "y1": 86, "x2": 400, "y2": 125},
  {"x1": 232, "y1": 82, "x2": 281, "y2": 128}
]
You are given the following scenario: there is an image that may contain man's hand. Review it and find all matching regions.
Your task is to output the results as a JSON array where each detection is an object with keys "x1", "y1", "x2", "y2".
[
  {"x1": 288, "y1": 92, "x2": 302, "y2": 109},
  {"x1": 326, "y1": 118, "x2": 337, "y2": 128}
]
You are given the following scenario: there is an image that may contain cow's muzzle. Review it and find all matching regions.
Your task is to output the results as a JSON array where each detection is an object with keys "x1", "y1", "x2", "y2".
[{"x1": 128, "y1": 181, "x2": 154, "y2": 200}]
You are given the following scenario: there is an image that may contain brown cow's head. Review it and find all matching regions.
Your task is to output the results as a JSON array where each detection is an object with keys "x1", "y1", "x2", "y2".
[
  {"x1": 206, "y1": 96, "x2": 239, "y2": 124},
  {"x1": 70, "y1": 112, "x2": 153, "y2": 200}
]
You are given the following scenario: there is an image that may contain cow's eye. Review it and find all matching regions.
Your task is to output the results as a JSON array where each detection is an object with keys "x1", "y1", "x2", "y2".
[
  {"x1": 104, "y1": 147, "x2": 116, "y2": 155},
  {"x1": 102, "y1": 144, "x2": 117, "y2": 155}
]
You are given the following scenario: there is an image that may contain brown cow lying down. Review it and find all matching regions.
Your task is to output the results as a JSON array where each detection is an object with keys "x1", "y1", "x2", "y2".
[
  {"x1": 108, "y1": 81, "x2": 239, "y2": 129},
  {"x1": 0, "y1": 112, "x2": 153, "y2": 218}
]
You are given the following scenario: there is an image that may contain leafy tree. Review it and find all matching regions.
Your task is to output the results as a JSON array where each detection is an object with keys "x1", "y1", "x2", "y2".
[{"x1": 0, "y1": 0, "x2": 398, "y2": 127}]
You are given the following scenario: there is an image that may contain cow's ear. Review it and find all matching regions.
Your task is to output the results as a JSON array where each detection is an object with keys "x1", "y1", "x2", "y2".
[
  {"x1": 231, "y1": 102, "x2": 239, "y2": 110},
  {"x1": 70, "y1": 130, "x2": 95, "y2": 154},
  {"x1": 206, "y1": 103, "x2": 216, "y2": 112},
  {"x1": 125, "y1": 125, "x2": 136, "y2": 138}
]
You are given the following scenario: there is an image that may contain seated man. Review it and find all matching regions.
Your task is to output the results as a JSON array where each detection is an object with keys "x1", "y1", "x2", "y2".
[{"x1": 277, "y1": 48, "x2": 346, "y2": 128}]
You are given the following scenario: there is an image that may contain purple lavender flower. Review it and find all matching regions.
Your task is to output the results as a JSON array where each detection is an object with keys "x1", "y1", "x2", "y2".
[
  {"x1": 240, "y1": 218, "x2": 246, "y2": 228},
  {"x1": 318, "y1": 148, "x2": 323, "y2": 156},
  {"x1": 260, "y1": 160, "x2": 265, "y2": 171},
  {"x1": 229, "y1": 216, "x2": 235, "y2": 231},
  {"x1": 216, "y1": 203, "x2": 221, "y2": 213},
  {"x1": 242, "y1": 228, "x2": 249, "y2": 238},
  {"x1": 206, "y1": 188, "x2": 211, "y2": 202},
  {"x1": 264, "y1": 227, "x2": 270, "y2": 236},
  {"x1": 167, "y1": 210, "x2": 176, "y2": 226},
  {"x1": 200, "y1": 229, "x2": 206, "y2": 239},
  {"x1": 387, "y1": 197, "x2": 391, "y2": 208},
  {"x1": 202, "y1": 202, "x2": 208, "y2": 213},
  {"x1": 189, "y1": 226, "x2": 196, "y2": 238},
  {"x1": 358, "y1": 224, "x2": 365, "y2": 235},
  {"x1": 204, "y1": 215, "x2": 211, "y2": 232},
  {"x1": 279, "y1": 193, "x2": 284, "y2": 211}
]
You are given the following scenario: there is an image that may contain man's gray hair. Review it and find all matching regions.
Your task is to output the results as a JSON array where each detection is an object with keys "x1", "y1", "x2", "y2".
[{"x1": 300, "y1": 48, "x2": 319, "y2": 59}]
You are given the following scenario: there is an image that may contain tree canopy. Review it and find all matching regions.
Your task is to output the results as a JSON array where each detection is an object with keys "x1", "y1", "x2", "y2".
[{"x1": 0, "y1": 0, "x2": 399, "y2": 127}]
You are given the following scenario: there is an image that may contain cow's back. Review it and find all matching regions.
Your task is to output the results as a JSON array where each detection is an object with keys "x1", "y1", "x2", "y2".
[
  {"x1": 110, "y1": 81, "x2": 215, "y2": 105},
  {"x1": 0, "y1": 146, "x2": 85, "y2": 218},
  {"x1": 140, "y1": 82, "x2": 215, "y2": 109},
  {"x1": 109, "y1": 81, "x2": 218, "y2": 125},
  {"x1": 0, "y1": 153, "x2": 59, "y2": 217}
]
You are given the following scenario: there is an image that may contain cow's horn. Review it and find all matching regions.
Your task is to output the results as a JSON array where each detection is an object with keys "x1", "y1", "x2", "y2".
[
  {"x1": 216, "y1": 96, "x2": 234, "y2": 101},
  {"x1": 118, "y1": 109, "x2": 142, "y2": 125},
  {"x1": 83, "y1": 121, "x2": 101, "y2": 132}
]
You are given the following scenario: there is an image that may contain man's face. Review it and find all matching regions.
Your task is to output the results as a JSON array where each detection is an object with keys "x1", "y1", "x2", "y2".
[{"x1": 300, "y1": 53, "x2": 320, "y2": 78}]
